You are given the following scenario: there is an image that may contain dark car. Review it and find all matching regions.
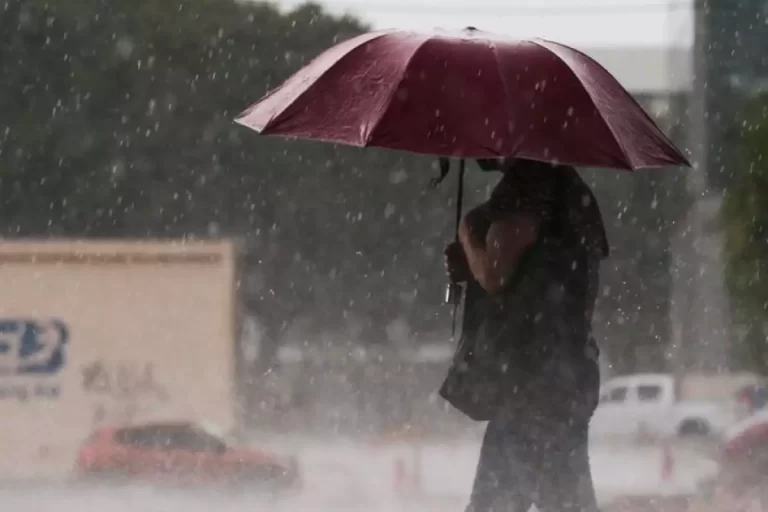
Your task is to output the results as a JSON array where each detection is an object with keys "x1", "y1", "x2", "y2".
[{"x1": 75, "y1": 421, "x2": 300, "y2": 491}]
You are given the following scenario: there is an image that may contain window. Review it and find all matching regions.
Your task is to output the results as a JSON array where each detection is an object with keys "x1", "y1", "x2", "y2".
[
  {"x1": 114, "y1": 425, "x2": 227, "y2": 453},
  {"x1": 601, "y1": 386, "x2": 627, "y2": 403},
  {"x1": 114, "y1": 427, "x2": 154, "y2": 447},
  {"x1": 637, "y1": 385, "x2": 662, "y2": 402},
  {"x1": 114, "y1": 427, "x2": 146, "y2": 446},
  {"x1": 115, "y1": 426, "x2": 182, "y2": 450},
  {"x1": 174, "y1": 427, "x2": 227, "y2": 453}
]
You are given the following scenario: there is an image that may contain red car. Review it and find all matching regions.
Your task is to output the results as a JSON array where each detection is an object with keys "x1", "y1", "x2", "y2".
[
  {"x1": 75, "y1": 421, "x2": 299, "y2": 491},
  {"x1": 686, "y1": 411, "x2": 768, "y2": 511}
]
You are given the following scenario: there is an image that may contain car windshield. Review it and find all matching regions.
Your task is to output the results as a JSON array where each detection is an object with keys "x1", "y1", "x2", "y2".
[{"x1": 197, "y1": 422, "x2": 233, "y2": 446}]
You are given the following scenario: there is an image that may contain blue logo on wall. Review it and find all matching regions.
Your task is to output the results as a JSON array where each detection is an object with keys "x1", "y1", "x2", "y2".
[{"x1": 0, "y1": 319, "x2": 68, "y2": 391}]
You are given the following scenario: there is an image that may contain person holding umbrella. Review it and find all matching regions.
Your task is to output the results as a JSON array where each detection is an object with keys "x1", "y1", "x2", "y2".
[
  {"x1": 235, "y1": 25, "x2": 690, "y2": 511},
  {"x1": 445, "y1": 157, "x2": 608, "y2": 512}
]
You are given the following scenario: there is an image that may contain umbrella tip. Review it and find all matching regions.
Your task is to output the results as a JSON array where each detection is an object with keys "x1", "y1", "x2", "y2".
[{"x1": 465, "y1": 26, "x2": 478, "y2": 32}]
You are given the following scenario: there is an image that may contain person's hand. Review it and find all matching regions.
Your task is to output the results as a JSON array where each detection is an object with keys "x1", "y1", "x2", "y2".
[{"x1": 444, "y1": 241, "x2": 470, "y2": 283}]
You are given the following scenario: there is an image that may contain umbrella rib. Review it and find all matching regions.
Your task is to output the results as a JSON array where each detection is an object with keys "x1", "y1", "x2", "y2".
[
  {"x1": 489, "y1": 39, "x2": 518, "y2": 156},
  {"x1": 528, "y1": 38, "x2": 632, "y2": 168},
  {"x1": 363, "y1": 39, "x2": 429, "y2": 146},
  {"x1": 238, "y1": 31, "x2": 395, "y2": 134},
  {"x1": 534, "y1": 39, "x2": 689, "y2": 168}
]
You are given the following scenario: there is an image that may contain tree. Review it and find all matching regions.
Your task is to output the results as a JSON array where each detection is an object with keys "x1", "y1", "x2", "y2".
[
  {"x1": 0, "y1": 0, "x2": 458, "y2": 348},
  {"x1": 722, "y1": 93, "x2": 768, "y2": 371}
]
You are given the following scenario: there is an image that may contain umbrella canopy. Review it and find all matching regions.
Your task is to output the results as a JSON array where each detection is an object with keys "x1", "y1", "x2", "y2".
[{"x1": 236, "y1": 27, "x2": 689, "y2": 170}]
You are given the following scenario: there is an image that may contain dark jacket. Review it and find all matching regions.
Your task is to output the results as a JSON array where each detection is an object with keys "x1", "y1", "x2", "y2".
[{"x1": 462, "y1": 163, "x2": 608, "y2": 404}]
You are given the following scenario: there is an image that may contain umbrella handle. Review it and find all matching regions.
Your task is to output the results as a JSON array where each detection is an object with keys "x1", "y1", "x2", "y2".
[
  {"x1": 449, "y1": 159, "x2": 466, "y2": 338},
  {"x1": 454, "y1": 159, "x2": 465, "y2": 241}
]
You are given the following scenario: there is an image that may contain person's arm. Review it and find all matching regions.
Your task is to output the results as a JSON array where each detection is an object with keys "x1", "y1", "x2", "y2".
[
  {"x1": 458, "y1": 214, "x2": 539, "y2": 294},
  {"x1": 458, "y1": 164, "x2": 557, "y2": 294}
]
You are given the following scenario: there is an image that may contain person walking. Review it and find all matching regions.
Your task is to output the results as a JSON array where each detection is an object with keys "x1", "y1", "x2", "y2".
[{"x1": 444, "y1": 157, "x2": 609, "y2": 512}]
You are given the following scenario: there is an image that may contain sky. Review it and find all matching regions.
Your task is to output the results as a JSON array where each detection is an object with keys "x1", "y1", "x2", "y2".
[{"x1": 274, "y1": 0, "x2": 693, "y2": 48}]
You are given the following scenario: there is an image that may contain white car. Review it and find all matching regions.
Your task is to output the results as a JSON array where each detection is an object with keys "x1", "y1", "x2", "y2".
[{"x1": 590, "y1": 373, "x2": 738, "y2": 440}]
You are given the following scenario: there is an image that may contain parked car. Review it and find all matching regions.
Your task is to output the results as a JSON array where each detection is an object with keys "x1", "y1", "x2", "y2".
[
  {"x1": 590, "y1": 373, "x2": 741, "y2": 440},
  {"x1": 75, "y1": 421, "x2": 300, "y2": 491}
]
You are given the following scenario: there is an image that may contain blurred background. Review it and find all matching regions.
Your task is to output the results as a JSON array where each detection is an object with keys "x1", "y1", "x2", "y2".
[{"x1": 0, "y1": 0, "x2": 766, "y2": 510}]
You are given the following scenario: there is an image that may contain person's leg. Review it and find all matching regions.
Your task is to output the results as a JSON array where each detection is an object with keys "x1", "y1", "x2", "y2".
[
  {"x1": 466, "y1": 414, "x2": 534, "y2": 512},
  {"x1": 534, "y1": 420, "x2": 599, "y2": 512},
  {"x1": 531, "y1": 370, "x2": 601, "y2": 512}
]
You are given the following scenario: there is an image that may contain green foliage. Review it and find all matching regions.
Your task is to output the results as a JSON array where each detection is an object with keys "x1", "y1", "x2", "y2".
[
  {"x1": 722, "y1": 93, "x2": 768, "y2": 368},
  {"x1": 0, "y1": 0, "x2": 367, "y2": 234}
]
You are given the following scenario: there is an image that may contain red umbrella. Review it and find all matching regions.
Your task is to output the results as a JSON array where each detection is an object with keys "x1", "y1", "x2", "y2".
[{"x1": 235, "y1": 27, "x2": 689, "y2": 170}]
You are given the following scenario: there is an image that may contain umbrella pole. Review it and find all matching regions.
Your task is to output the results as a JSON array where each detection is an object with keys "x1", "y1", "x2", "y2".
[
  {"x1": 454, "y1": 158, "x2": 465, "y2": 242},
  {"x1": 450, "y1": 159, "x2": 466, "y2": 338}
]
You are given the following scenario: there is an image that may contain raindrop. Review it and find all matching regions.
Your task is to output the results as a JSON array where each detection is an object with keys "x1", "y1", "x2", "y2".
[
  {"x1": 389, "y1": 169, "x2": 407, "y2": 184},
  {"x1": 115, "y1": 37, "x2": 135, "y2": 59}
]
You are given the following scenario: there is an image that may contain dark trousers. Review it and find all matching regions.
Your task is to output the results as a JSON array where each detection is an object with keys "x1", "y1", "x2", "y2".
[{"x1": 466, "y1": 368, "x2": 600, "y2": 512}]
